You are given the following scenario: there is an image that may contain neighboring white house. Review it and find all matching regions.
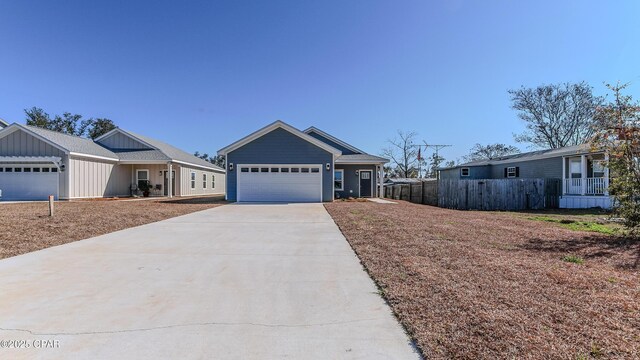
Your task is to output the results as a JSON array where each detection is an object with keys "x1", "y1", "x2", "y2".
[
  {"x1": 0, "y1": 118, "x2": 8, "y2": 130},
  {"x1": 0, "y1": 123, "x2": 225, "y2": 201}
]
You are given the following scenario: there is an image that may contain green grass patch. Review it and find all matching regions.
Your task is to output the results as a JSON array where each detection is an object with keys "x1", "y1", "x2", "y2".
[
  {"x1": 529, "y1": 216, "x2": 618, "y2": 235},
  {"x1": 562, "y1": 255, "x2": 585, "y2": 264}
]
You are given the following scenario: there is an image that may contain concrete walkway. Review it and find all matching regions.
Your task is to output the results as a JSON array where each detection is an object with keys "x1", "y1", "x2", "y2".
[{"x1": 0, "y1": 203, "x2": 419, "y2": 359}]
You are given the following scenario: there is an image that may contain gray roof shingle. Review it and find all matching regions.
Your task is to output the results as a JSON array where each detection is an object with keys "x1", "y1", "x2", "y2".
[
  {"x1": 440, "y1": 144, "x2": 595, "y2": 170},
  {"x1": 14, "y1": 125, "x2": 223, "y2": 171},
  {"x1": 113, "y1": 149, "x2": 171, "y2": 161},
  {"x1": 23, "y1": 125, "x2": 118, "y2": 158},
  {"x1": 336, "y1": 154, "x2": 389, "y2": 163},
  {"x1": 120, "y1": 130, "x2": 225, "y2": 171}
]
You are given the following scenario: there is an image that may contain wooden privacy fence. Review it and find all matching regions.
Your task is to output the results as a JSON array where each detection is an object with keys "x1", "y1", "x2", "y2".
[
  {"x1": 438, "y1": 178, "x2": 561, "y2": 211},
  {"x1": 384, "y1": 180, "x2": 438, "y2": 206},
  {"x1": 384, "y1": 178, "x2": 561, "y2": 210}
]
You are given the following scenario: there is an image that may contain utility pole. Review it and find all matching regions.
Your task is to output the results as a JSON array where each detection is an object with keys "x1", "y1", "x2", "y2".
[{"x1": 423, "y1": 143, "x2": 452, "y2": 179}]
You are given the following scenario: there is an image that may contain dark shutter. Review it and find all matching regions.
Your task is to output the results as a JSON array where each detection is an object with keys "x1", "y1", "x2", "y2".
[
  {"x1": 504, "y1": 168, "x2": 508, "y2": 178},
  {"x1": 515, "y1": 167, "x2": 520, "y2": 177}
]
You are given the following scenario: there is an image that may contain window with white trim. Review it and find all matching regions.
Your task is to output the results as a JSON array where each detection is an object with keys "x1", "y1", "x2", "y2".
[
  {"x1": 203, "y1": 173, "x2": 207, "y2": 189},
  {"x1": 592, "y1": 161, "x2": 605, "y2": 178},
  {"x1": 190, "y1": 171, "x2": 196, "y2": 189},
  {"x1": 461, "y1": 168, "x2": 470, "y2": 177},
  {"x1": 136, "y1": 169, "x2": 149, "y2": 189},
  {"x1": 506, "y1": 166, "x2": 517, "y2": 178},
  {"x1": 211, "y1": 175, "x2": 215, "y2": 189},
  {"x1": 334, "y1": 169, "x2": 344, "y2": 190}
]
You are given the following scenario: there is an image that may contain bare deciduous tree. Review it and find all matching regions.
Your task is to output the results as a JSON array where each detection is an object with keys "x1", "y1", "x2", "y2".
[
  {"x1": 464, "y1": 143, "x2": 520, "y2": 162},
  {"x1": 381, "y1": 130, "x2": 418, "y2": 178},
  {"x1": 509, "y1": 82, "x2": 603, "y2": 149}
]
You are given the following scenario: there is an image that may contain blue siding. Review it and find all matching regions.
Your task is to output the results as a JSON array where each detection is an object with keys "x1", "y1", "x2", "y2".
[
  {"x1": 306, "y1": 131, "x2": 358, "y2": 155},
  {"x1": 335, "y1": 164, "x2": 378, "y2": 198},
  {"x1": 226, "y1": 128, "x2": 334, "y2": 202}
]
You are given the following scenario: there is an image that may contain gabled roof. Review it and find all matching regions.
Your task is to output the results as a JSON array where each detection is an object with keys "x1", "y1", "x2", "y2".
[
  {"x1": 98, "y1": 128, "x2": 225, "y2": 171},
  {"x1": 217, "y1": 120, "x2": 343, "y2": 156},
  {"x1": 0, "y1": 124, "x2": 119, "y2": 160},
  {"x1": 439, "y1": 143, "x2": 597, "y2": 170},
  {"x1": 0, "y1": 124, "x2": 224, "y2": 171},
  {"x1": 303, "y1": 126, "x2": 365, "y2": 154}
]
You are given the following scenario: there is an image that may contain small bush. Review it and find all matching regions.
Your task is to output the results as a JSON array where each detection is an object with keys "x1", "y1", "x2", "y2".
[{"x1": 562, "y1": 255, "x2": 584, "y2": 264}]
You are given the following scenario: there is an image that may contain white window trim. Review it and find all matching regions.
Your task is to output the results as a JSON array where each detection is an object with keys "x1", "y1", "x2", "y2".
[
  {"x1": 334, "y1": 169, "x2": 344, "y2": 191},
  {"x1": 190, "y1": 171, "x2": 196, "y2": 189},
  {"x1": 203, "y1": 173, "x2": 207, "y2": 189},
  {"x1": 506, "y1": 166, "x2": 517, "y2": 178},
  {"x1": 461, "y1": 167, "x2": 470, "y2": 177},
  {"x1": 136, "y1": 169, "x2": 149, "y2": 184},
  {"x1": 212, "y1": 174, "x2": 215, "y2": 189}
]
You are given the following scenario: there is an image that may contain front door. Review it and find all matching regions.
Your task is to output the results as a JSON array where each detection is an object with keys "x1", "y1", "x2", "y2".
[
  {"x1": 359, "y1": 170, "x2": 372, "y2": 197},
  {"x1": 163, "y1": 170, "x2": 175, "y2": 196},
  {"x1": 569, "y1": 159, "x2": 582, "y2": 194}
]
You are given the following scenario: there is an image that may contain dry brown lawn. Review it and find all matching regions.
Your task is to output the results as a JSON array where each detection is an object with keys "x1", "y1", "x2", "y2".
[
  {"x1": 325, "y1": 201, "x2": 640, "y2": 359},
  {"x1": 0, "y1": 196, "x2": 225, "y2": 259}
]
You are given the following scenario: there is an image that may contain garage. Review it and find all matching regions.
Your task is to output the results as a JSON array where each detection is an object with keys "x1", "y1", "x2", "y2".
[
  {"x1": 0, "y1": 165, "x2": 59, "y2": 201},
  {"x1": 237, "y1": 164, "x2": 322, "y2": 202}
]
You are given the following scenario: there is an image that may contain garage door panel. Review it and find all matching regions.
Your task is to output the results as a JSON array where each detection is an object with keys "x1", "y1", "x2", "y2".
[
  {"x1": 238, "y1": 165, "x2": 322, "y2": 202},
  {"x1": 0, "y1": 173, "x2": 59, "y2": 201}
]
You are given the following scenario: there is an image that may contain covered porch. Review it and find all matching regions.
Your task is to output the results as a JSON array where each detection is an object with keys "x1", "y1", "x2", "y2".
[
  {"x1": 333, "y1": 163, "x2": 385, "y2": 199},
  {"x1": 560, "y1": 152, "x2": 612, "y2": 209},
  {"x1": 123, "y1": 162, "x2": 179, "y2": 198}
]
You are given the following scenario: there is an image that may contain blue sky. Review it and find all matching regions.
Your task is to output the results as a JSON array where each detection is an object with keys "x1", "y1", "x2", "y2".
[{"x1": 1, "y1": 1, "x2": 639, "y2": 162}]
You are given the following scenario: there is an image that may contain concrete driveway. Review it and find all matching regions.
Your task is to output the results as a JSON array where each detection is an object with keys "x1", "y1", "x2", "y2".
[{"x1": 0, "y1": 203, "x2": 419, "y2": 359}]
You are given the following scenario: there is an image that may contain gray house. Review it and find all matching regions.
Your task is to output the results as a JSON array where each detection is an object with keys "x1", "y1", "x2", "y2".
[
  {"x1": 439, "y1": 144, "x2": 611, "y2": 209},
  {"x1": 218, "y1": 120, "x2": 388, "y2": 202},
  {"x1": 0, "y1": 123, "x2": 225, "y2": 201},
  {"x1": 0, "y1": 118, "x2": 8, "y2": 129}
]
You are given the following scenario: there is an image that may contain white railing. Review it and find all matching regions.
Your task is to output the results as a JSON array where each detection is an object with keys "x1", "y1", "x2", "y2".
[{"x1": 563, "y1": 178, "x2": 608, "y2": 195}]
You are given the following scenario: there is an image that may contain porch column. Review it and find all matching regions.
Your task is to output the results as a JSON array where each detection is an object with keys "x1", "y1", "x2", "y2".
[
  {"x1": 378, "y1": 165, "x2": 384, "y2": 198},
  {"x1": 167, "y1": 162, "x2": 173, "y2": 198},
  {"x1": 580, "y1": 155, "x2": 587, "y2": 195},
  {"x1": 604, "y1": 152, "x2": 610, "y2": 196},
  {"x1": 561, "y1": 156, "x2": 566, "y2": 195}
]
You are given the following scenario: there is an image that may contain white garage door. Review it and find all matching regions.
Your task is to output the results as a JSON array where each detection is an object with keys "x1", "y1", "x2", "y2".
[
  {"x1": 238, "y1": 164, "x2": 322, "y2": 202},
  {"x1": 0, "y1": 166, "x2": 59, "y2": 201}
]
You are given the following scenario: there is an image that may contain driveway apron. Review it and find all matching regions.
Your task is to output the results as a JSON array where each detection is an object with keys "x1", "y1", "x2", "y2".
[{"x1": 0, "y1": 203, "x2": 419, "y2": 359}]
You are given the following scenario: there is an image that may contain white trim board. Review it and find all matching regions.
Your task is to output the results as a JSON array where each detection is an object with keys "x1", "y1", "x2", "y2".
[{"x1": 217, "y1": 120, "x2": 342, "y2": 156}]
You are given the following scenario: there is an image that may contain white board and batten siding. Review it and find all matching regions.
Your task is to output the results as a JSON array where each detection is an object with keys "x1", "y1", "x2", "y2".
[
  {"x1": 179, "y1": 166, "x2": 225, "y2": 196},
  {"x1": 0, "y1": 128, "x2": 69, "y2": 199},
  {"x1": 67, "y1": 156, "x2": 130, "y2": 198}
]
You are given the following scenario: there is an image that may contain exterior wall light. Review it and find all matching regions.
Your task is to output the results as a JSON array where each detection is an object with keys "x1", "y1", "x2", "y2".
[
  {"x1": 229, "y1": 163, "x2": 234, "y2": 171},
  {"x1": 355, "y1": 170, "x2": 359, "y2": 176},
  {"x1": 326, "y1": 163, "x2": 330, "y2": 171}
]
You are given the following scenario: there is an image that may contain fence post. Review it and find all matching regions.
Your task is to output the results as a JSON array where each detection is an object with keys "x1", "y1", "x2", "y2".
[{"x1": 48, "y1": 195, "x2": 54, "y2": 217}]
